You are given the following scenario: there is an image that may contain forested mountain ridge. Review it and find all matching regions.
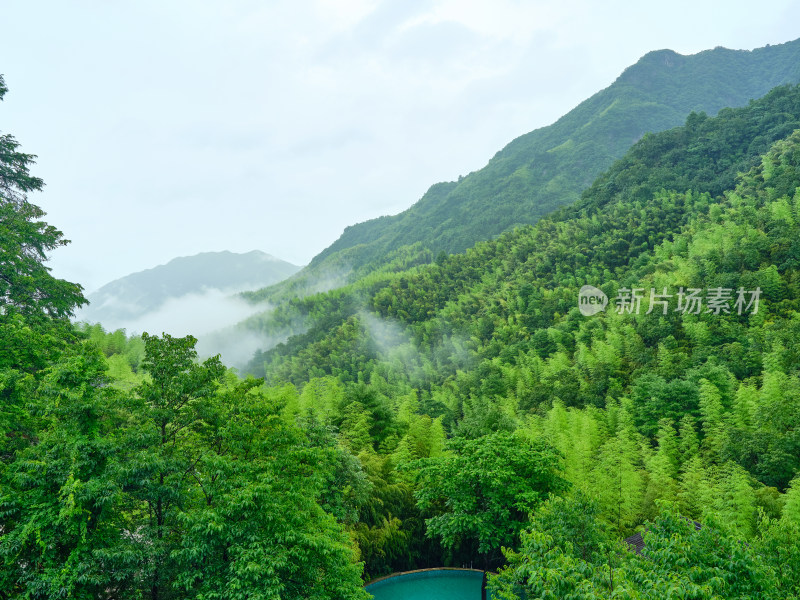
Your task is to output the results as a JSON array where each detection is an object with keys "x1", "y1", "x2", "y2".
[
  {"x1": 247, "y1": 37, "x2": 800, "y2": 304},
  {"x1": 245, "y1": 83, "x2": 800, "y2": 381}
]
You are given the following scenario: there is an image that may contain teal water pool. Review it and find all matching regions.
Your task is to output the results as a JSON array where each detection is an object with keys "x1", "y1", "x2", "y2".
[{"x1": 365, "y1": 569, "x2": 488, "y2": 600}]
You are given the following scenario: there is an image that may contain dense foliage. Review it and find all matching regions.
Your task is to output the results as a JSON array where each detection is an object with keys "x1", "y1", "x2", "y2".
[{"x1": 490, "y1": 496, "x2": 800, "y2": 599}]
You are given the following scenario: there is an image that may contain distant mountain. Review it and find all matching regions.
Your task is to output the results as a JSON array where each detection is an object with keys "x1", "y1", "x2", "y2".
[
  {"x1": 248, "y1": 37, "x2": 800, "y2": 303},
  {"x1": 78, "y1": 250, "x2": 301, "y2": 329}
]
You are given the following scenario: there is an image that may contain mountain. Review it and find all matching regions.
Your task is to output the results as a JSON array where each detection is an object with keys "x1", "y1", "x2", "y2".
[
  {"x1": 244, "y1": 82, "x2": 800, "y2": 382},
  {"x1": 229, "y1": 83, "x2": 800, "y2": 581},
  {"x1": 249, "y1": 37, "x2": 800, "y2": 303},
  {"x1": 78, "y1": 250, "x2": 301, "y2": 330}
]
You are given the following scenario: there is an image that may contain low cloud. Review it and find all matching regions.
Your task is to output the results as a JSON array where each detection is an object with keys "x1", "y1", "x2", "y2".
[
  {"x1": 359, "y1": 309, "x2": 411, "y2": 358},
  {"x1": 196, "y1": 328, "x2": 280, "y2": 371},
  {"x1": 99, "y1": 288, "x2": 266, "y2": 338}
]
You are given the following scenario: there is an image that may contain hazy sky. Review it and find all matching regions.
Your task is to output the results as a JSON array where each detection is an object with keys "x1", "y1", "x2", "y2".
[{"x1": 1, "y1": 1, "x2": 799, "y2": 292}]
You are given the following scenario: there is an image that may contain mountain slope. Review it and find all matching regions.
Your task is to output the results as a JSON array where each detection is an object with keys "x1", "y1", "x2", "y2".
[
  {"x1": 79, "y1": 250, "x2": 300, "y2": 327},
  {"x1": 229, "y1": 87, "x2": 800, "y2": 579},
  {"x1": 242, "y1": 83, "x2": 800, "y2": 377},
  {"x1": 252, "y1": 37, "x2": 800, "y2": 302}
]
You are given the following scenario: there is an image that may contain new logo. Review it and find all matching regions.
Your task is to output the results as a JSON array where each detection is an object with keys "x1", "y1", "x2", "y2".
[{"x1": 578, "y1": 285, "x2": 608, "y2": 316}]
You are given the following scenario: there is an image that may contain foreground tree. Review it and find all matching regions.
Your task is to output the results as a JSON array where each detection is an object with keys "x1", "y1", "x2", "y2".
[
  {"x1": 124, "y1": 332, "x2": 226, "y2": 599},
  {"x1": 0, "y1": 75, "x2": 103, "y2": 597},
  {"x1": 172, "y1": 377, "x2": 369, "y2": 600},
  {"x1": 125, "y1": 333, "x2": 368, "y2": 599},
  {"x1": 410, "y1": 431, "x2": 568, "y2": 569},
  {"x1": 0, "y1": 74, "x2": 85, "y2": 326},
  {"x1": 1, "y1": 74, "x2": 88, "y2": 457},
  {"x1": 0, "y1": 345, "x2": 139, "y2": 598}
]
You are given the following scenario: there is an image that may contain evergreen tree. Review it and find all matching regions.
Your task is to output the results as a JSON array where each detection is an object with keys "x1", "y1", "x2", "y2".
[{"x1": 0, "y1": 74, "x2": 85, "y2": 324}]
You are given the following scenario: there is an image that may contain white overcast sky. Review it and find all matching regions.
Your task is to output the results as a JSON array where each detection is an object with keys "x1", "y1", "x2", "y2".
[{"x1": 1, "y1": 0, "x2": 799, "y2": 292}]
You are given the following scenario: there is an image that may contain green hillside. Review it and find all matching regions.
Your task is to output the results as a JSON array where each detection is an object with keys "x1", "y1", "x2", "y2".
[
  {"x1": 252, "y1": 37, "x2": 800, "y2": 302},
  {"x1": 245, "y1": 83, "x2": 800, "y2": 379},
  {"x1": 229, "y1": 84, "x2": 800, "y2": 589}
]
